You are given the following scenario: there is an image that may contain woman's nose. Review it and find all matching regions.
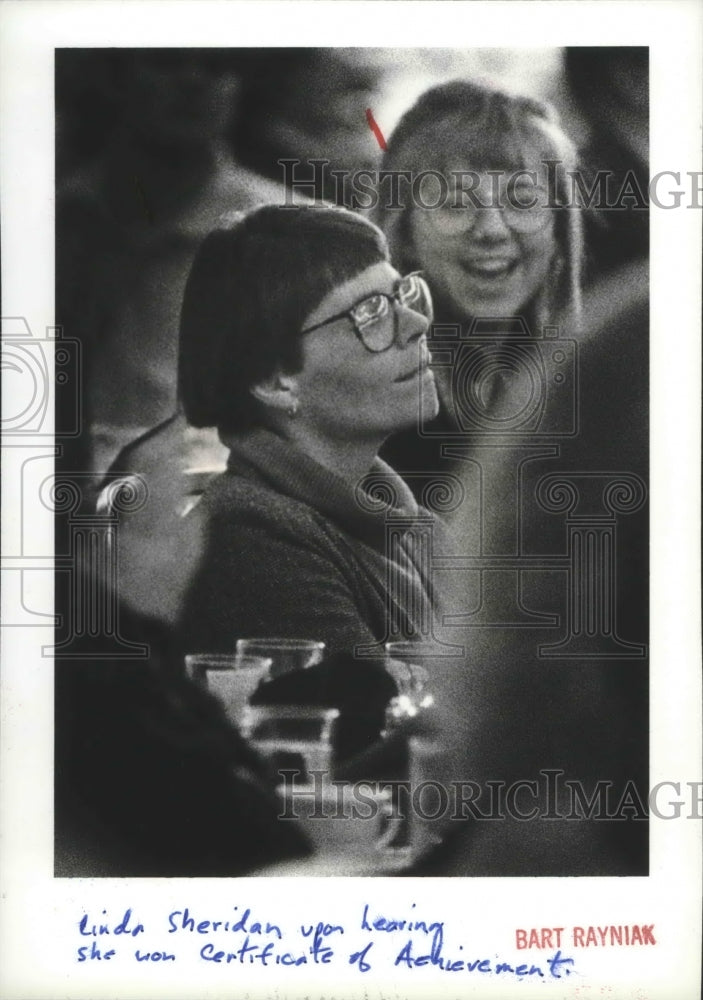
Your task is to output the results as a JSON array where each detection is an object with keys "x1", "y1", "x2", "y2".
[
  {"x1": 471, "y1": 205, "x2": 512, "y2": 240},
  {"x1": 397, "y1": 302, "x2": 430, "y2": 345}
]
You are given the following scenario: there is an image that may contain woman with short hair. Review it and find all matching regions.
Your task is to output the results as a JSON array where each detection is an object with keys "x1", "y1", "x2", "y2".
[{"x1": 176, "y1": 203, "x2": 446, "y2": 657}]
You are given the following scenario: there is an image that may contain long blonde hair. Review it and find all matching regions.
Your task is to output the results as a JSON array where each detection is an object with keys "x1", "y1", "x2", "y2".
[{"x1": 374, "y1": 80, "x2": 583, "y2": 335}]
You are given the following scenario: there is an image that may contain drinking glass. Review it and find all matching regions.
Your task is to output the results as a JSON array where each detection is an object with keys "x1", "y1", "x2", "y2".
[
  {"x1": 235, "y1": 638, "x2": 325, "y2": 679},
  {"x1": 184, "y1": 653, "x2": 272, "y2": 725},
  {"x1": 240, "y1": 704, "x2": 339, "y2": 785}
]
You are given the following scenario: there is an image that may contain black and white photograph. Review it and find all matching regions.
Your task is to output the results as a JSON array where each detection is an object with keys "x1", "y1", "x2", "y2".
[
  {"x1": 53, "y1": 41, "x2": 653, "y2": 878},
  {"x1": 1, "y1": 2, "x2": 701, "y2": 998}
]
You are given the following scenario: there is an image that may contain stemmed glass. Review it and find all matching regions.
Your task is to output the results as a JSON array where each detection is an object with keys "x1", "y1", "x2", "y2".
[{"x1": 184, "y1": 652, "x2": 272, "y2": 725}]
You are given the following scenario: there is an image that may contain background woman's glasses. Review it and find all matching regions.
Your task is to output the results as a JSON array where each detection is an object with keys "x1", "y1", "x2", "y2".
[
  {"x1": 431, "y1": 205, "x2": 553, "y2": 236},
  {"x1": 427, "y1": 185, "x2": 556, "y2": 236}
]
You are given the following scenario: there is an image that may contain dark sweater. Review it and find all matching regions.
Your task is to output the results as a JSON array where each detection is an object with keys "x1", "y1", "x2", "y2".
[{"x1": 178, "y1": 428, "x2": 446, "y2": 658}]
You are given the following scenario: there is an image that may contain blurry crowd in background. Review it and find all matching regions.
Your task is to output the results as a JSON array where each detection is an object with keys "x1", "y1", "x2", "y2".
[
  {"x1": 56, "y1": 46, "x2": 648, "y2": 477},
  {"x1": 55, "y1": 47, "x2": 649, "y2": 878}
]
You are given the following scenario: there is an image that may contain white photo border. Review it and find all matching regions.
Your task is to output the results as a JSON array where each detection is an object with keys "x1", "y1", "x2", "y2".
[{"x1": 1, "y1": 2, "x2": 701, "y2": 998}]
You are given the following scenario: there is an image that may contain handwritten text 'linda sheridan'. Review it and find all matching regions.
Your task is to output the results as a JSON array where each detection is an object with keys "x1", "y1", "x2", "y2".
[{"x1": 75, "y1": 903, "x2": 582, "y2": 978}]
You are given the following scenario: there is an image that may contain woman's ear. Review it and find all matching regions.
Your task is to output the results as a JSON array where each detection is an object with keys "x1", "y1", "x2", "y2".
[{"x1": 250, "y1": 371, "x2": 299, "y2": 417}]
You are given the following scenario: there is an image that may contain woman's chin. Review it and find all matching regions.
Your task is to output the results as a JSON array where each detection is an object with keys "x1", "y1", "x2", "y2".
[
  {"x1": 378, "y1": 371, "x2": 440, "y2": 437},
  {"x1": 443, "y1": 277, "x2": 527, "y2": 323},
  {"x1": 416, "y1": 369, "x2": 440, "y2": 424}
]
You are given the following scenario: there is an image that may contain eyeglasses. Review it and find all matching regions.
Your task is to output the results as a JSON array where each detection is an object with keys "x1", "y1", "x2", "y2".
[
  {"x1": 300, "y1": 272, "x2": 434, "y2": 353},
  {"x1": 427, "y1": 185, "x2": 554, "y2": 236}
]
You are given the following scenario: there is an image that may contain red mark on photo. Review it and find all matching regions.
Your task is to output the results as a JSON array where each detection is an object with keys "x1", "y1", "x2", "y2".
[{"x1": 365, "y1": 108, "x2": 387, "y2": 151}]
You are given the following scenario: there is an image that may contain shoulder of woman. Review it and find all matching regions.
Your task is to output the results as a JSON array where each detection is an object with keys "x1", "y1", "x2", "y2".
[{"x1": 200, "y1": 471, "x2": 349, "y2": 546}]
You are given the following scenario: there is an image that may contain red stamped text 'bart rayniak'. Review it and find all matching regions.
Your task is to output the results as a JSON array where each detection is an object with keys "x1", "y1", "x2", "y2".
[{"x1": 516, "y1": 925, "x2": 656, "y2": 949}]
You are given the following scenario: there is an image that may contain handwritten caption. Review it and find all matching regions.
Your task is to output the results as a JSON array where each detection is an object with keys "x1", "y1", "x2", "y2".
[{"x1": 75, "y1": 903, "x2": 578, "y2": 979}]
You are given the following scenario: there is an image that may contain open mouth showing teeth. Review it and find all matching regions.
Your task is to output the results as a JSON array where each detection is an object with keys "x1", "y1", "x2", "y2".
[{"x1": 462, "y1": 260, "x2": 518, "y2": 280}]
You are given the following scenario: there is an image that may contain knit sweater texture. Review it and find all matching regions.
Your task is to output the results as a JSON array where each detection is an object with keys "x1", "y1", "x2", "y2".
[{"x1": 178, "y1": 427, "x2": 445, "y2": 657}]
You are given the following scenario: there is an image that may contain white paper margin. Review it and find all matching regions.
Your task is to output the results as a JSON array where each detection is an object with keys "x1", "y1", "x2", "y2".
[{"x1": 1, "y1": 2, "x2": 701, "y2": 998}]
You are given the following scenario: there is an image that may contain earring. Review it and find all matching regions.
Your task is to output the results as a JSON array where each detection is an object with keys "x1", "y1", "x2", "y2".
[{"x1": 287, "y1": 400, "x2": 299, "y2": 419}]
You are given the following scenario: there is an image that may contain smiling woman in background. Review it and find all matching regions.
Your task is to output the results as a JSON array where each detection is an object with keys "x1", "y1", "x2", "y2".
[
  {"x1": 376, "y1": 79, "x2": 583, "y2": 480},
  {"x1": 176, "y1": 203, "x2": 447, "y2": 658},
  {"x1": 376, "y1": 78, "x2": 582, "y2": 332}
]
